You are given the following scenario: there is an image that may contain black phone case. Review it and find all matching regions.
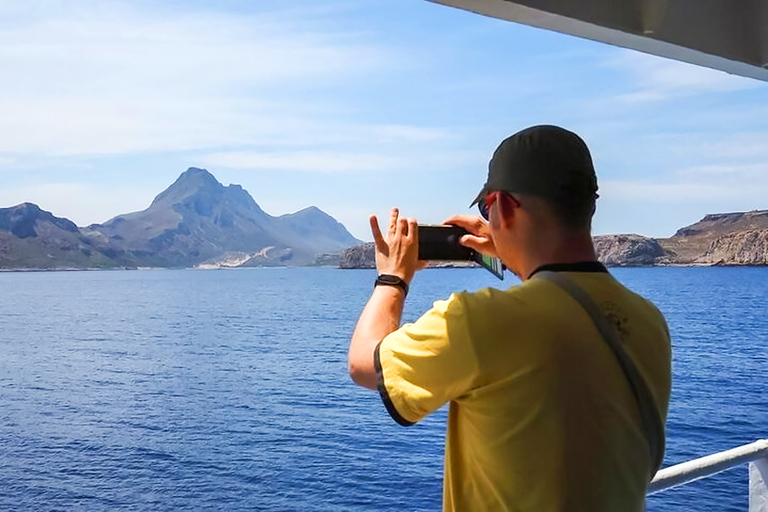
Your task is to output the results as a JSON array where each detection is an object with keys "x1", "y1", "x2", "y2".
[{"x1": 418, "y1": 225, "x2": 474, "y2": 261}]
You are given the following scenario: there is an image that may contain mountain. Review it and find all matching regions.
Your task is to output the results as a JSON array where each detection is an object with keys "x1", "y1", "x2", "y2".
[
  {"x1": 274, "y1": 206, "x2": 360, "y2": 253},
  {"x1": 658, "y1": 210, "x2": 768, "y2": 264},
  {"x1": 0, "y1": 203, "x2": 118, "y2": 269},
  {"x1": 82, "y1": 168, "x2": 279, "y2": 267},
  {"x1": 4, "y1": 173, "x2": 765, "y2": 270},
  {"x1": 0, "y1": 168, "x2": 361, "y2": 269}
]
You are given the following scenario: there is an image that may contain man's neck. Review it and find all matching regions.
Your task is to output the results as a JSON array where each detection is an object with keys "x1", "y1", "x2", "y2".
[{"x1": 517, "y1": 229, "x2": 597, "y2": 280}]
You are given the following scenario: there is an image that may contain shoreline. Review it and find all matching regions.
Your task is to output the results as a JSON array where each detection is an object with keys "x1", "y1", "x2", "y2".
[{"x1": 3, "y1": 261, "x2": 768, "y2": 273}]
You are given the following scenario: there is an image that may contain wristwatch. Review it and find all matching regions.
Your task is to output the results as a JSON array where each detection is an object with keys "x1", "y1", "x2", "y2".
[{"x1": 374, "y1": 274, "x2": 409, "y2": 296}]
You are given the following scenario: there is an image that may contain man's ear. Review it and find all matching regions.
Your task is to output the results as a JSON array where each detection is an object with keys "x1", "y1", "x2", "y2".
[{"x1": 494, "y1": 193, "x2": 519, "y2": 229}]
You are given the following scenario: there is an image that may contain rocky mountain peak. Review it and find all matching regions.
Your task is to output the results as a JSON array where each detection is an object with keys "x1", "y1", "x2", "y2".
[
  {"x1": 180, "y1": 167, "x2": 220, "y2": 186},
  {"x1": 0, "y1": 202, "x2": 78, "y2": 239},
  {"x1": 288, "y1": 206, "x2": 327, "y2": 219},
  {"x1": 276, "y1": 205, "x2": 359, "y2": 252},
  {"x1": 150, "y1": 167, "x2": 223, "y2": 208}
]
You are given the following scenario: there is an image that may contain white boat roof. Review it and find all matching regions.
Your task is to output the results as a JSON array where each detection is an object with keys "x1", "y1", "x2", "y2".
[{"x1": 431, "y1": 0, "x2": 768, "y2": 82}]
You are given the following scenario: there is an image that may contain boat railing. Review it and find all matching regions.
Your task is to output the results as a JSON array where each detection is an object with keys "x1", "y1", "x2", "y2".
[{"x1": 647, "y1": 438, "x2": 768, "y2": 510}]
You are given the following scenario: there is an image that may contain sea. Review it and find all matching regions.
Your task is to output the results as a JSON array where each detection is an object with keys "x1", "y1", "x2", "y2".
[{"x1": 0, "y1": 266, "x2": 765, "y2": 511}]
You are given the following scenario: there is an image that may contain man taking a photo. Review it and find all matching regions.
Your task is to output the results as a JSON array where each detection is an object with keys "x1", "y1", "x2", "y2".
[{"x1": 348, "y1": 125, "x2": 672, "y2": 511}]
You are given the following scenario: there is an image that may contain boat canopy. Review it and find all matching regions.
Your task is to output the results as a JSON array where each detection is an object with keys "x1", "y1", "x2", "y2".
[{"x1": 431, "y1": 0, "x2": 768, "y2": 82}]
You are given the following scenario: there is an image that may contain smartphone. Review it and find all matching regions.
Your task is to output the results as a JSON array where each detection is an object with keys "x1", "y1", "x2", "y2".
[
  {"x1": 418, "y1": 225, "x2": 474, "y2": 261},
  {"x1": 417, "y1": 225, "x2": 505, "y2": 280}
]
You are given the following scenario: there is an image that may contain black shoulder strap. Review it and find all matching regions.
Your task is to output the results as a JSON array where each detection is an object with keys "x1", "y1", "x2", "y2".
[{"x1": 534, "y1": 270, "x2": 664, "y2": 478}]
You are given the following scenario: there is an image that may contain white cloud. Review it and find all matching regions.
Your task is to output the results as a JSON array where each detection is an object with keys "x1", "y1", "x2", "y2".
[
  {"x1": 369, "y1": 125, "x2": 450, "y2": 143},
  {"x1": 201, "y1": 150, "x2": 406, "y2": 173},
  {"x1": 201, "y1": 145, "x2": 485, "y2": 176},
  {"x1": 676, "y1": 163, "x2": 768, "y2": 181},
  {"x1": 601, "y1": 177, "x2": 768, "y2": 202},
  {"x1": 600, "y1": 180, "x2": 726, "y2": 201},
  {"x1": 0, "y1": 156, "x2": 18, "y2": 167},
  {"x1": 0, "y1": 3, "x2": 391, "y2": 157},
  {"x1": 695, "y1": 133, "x2": 768, "y2": 161},
  {"x1": 606, "y1": 50, "x2": 762, "y2": 103}
]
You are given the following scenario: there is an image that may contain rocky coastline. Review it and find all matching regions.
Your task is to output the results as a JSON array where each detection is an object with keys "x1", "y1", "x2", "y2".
[{"x1": 339, "y1": 210, "x2": 768, "y2": 268}]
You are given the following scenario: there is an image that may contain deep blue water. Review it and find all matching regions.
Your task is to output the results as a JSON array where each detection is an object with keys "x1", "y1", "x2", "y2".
[{"x1": 0, "y1": 267, "x2": 765, "y2": 511}]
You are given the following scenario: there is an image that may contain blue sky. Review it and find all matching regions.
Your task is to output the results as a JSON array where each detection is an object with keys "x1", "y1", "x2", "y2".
[{"x1": 1, "y1": 0, "x2": 767, "y2": 241}]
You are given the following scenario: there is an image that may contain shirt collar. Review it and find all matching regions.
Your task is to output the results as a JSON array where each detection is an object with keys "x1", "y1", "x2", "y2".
[{"x1": 528, "y1": 261, "x2": 608, "y2": 279}]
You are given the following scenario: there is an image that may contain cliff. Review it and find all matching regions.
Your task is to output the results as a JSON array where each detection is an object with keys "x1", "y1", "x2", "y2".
[
  {"x1": 339, "y1": 243, "x2": 375, "y2": 269},
  {"x1": 694, "y1": 229, "x2": 768, "y2": 265},
  {"x1": 593, "y1": 235, "x2": 670, "y2": 266},
  {"x1": 590, "y1": 211, "x2": 768, "y2": 266},
  {"x1": 658, "y1": 210, "x2": 768, "y2": 265}
]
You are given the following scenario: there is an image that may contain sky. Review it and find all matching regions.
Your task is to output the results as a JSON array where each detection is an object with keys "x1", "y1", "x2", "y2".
[{"x1": 1, "y1": 0, "x2": 767, "y2": 241}]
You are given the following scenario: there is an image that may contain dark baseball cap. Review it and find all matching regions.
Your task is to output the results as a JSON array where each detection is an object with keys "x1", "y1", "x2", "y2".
[{"x1": 471, "y1": 125, "x2": 598, "y2": 206}]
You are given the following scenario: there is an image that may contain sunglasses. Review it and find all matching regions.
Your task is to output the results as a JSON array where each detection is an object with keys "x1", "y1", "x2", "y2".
[
  {"x1": 478, "y1": 191, "x2": 521, "y2": 220},
  {"x1": 478, "y1": 191, "x2": 500, "y2": 220}
]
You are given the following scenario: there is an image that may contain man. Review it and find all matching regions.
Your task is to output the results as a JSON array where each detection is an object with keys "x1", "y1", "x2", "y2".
[{"x1": 348, "y1": 125, "x2": 672, "y2": 511}]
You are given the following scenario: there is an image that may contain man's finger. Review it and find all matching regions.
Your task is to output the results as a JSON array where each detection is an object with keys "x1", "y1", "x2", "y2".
[
  {"x1": 370, "y1": 215, "x2": 386, "y2": 249},
  {"x1": 443, "y1": 214, "x2": 485, "y2": 235},
  {"x1": 397, "y1": 217, "x2": 409, "y2": 237},
  {"x1": 460, "y1": 234, "x2": 497, "y2": 257},
  {"x1": 443, "y1": 214, "x2": 468, "y2": 225},
  {"x1": 460, "y1": 234, "x2": 481, "y2": 248},
  {"x1": 388, "y1": 208, "x2": 399, "y2": 236},
  {"x1": 406, "y1": 217, "x2": 418, "y2": 241}
]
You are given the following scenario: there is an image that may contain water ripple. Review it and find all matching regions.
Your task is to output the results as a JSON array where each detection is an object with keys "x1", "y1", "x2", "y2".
[{"x1": 0, "y1": 267, "x2": 764, "y2": 511}]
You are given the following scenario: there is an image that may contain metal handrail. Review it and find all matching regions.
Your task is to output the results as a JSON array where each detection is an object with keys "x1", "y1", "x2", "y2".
[{"x1": 648, "y1": 439, "x2": 768, "y2": 494}]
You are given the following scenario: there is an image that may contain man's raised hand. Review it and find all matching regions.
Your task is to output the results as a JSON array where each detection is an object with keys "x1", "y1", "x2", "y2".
[
  {"x1": 443, "y1": 214, "x2": 498, "y2": 258},
  {"x1": 370, "y1": 207, "x2": 425, "y2": 283}
]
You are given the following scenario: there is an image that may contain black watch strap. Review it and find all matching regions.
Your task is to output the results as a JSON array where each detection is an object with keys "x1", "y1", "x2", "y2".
[{"x1": 374, "y1": 274, "x2": 409, "y2": 296}]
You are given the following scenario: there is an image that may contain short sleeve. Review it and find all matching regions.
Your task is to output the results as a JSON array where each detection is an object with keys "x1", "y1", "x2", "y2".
[{"x1": 375, "y1": 293, "x2": 479, "y2": 426}]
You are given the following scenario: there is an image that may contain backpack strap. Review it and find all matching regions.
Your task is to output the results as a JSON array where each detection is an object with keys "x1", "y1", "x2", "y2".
[{"x1": 534, "y1": 270, "x2": 664, "y2": 478}]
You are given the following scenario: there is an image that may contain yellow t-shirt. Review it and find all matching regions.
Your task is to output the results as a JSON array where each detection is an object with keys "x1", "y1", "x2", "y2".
[{"x1": 376, "y1": 268, "x2": 671, "y2": 512}]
